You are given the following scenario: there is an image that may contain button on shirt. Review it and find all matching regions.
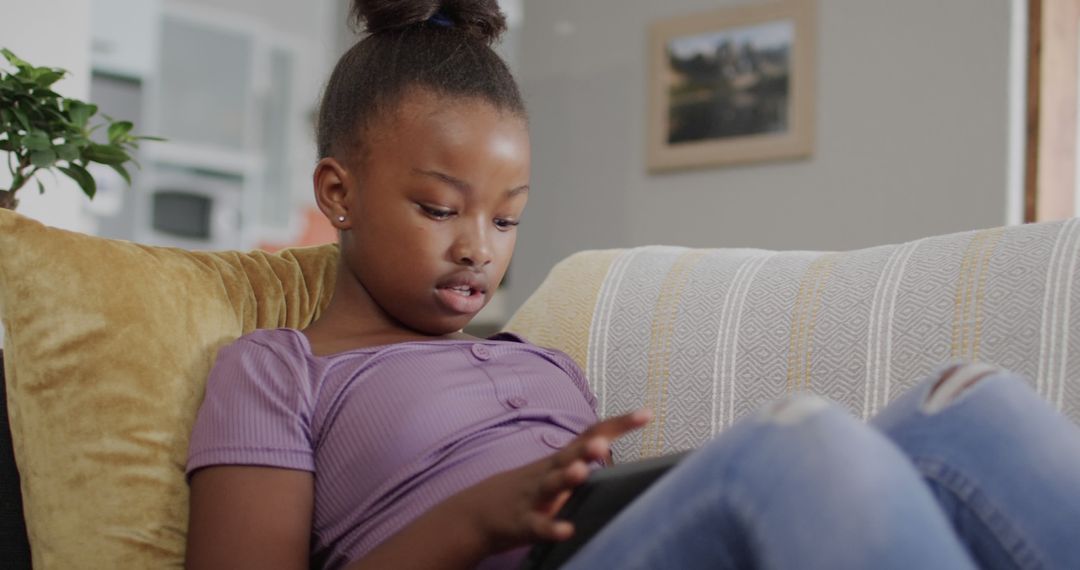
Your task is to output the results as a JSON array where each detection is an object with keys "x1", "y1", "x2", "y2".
[
  {"x1": 471, "y1": 343, "x2": 492, "y2": 360},
  {"x1": 187, "y1": 328, "x2": 599, "y2": 570}
]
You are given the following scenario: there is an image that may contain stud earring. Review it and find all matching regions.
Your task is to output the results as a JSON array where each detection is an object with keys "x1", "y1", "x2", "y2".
[{"x1": 337, "y1": 216, "x2": 346, "y2": 223}]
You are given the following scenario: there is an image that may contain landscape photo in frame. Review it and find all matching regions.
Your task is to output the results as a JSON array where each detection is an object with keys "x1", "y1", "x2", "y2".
[{"x1": 648, "y1": 0, "x2": 816, "y2": 171}]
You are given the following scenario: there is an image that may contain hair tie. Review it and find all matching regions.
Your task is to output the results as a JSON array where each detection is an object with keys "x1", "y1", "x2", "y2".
[{"x1": 428, "y1": 10, "x2": 454, "y2": 28}]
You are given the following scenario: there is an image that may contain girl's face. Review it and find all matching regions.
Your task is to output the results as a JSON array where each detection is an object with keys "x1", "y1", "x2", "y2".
[{"x1": 320, "y1": 89, "x2": 530, "y2": 336}]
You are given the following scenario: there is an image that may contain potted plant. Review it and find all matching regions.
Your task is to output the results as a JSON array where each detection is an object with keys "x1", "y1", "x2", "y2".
[{"x1": 0, "y1": 48, "x2": 154, "y2": 210}]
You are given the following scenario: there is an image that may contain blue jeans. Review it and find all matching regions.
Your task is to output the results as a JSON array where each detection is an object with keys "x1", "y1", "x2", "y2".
[{"x1": 564, "y1": 365, "x2": 1080, "y2": 569}]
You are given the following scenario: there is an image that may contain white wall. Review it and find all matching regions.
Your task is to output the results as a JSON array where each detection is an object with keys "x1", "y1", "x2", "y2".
[
  {"x1": 507, "y1": 0, "x2": 1022, "y2": 311},
  {"x1": 0, "y1": 0, "x2": 95, "y2": 234}
]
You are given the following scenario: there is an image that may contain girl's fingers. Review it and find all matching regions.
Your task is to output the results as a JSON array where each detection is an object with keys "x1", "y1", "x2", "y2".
[
  {"x1": 582, "y1": 409, "x2": 652, "y2": 446},
  {"x1": 582, "y1": 436, "x2": 609, "y2": 461},
  {"x1": 598, "y1": 408, "x2": 654, "y2": 435},
  {"x1": 552, "y1": 409, "x2": 653, "y2": 468},
  {"x1": 538, "y1": 460, "x2": 588, "y2": 499},
  {"x1": 528, "y1": 511, "x2": 575, "y2": 542}
]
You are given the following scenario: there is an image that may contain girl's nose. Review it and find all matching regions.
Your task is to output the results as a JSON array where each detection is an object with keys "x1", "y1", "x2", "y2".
[
  {"x1": 453, "y1": 227, "x2": 493, "y2": 268},
  {"x1": 455, "y1": 246, "x2": 493, "y2": 267}
]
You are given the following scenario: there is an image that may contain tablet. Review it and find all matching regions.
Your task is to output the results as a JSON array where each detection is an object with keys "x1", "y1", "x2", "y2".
[{"x1": 520, "y1": 450, "x2": 690, "y2": 570}]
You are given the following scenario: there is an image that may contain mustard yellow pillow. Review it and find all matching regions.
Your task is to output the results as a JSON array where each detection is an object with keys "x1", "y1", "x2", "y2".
[{"x1": 0, "y1": 209, "x2": 338, "y2": 568}]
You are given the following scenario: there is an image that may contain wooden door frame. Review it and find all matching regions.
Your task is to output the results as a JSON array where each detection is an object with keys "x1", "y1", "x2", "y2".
[
  {"x1": 1025, "y1": 0, "x2": 1042, "y2": 223},
  {"x1": 1025, "y1": 0, "x2": 1080, "y2": 222}
]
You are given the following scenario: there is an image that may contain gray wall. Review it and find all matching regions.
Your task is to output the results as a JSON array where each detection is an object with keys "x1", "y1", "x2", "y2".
[{"x1": 507, "y1": 0, "x2": 1020, "y2": 312}]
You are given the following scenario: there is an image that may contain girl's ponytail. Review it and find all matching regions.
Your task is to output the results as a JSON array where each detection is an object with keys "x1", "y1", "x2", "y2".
[{"x1": 350, "y1": 0, "x2": 508, "y2": 46}]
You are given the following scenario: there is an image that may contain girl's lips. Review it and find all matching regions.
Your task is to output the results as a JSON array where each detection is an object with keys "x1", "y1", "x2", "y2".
[{"x1": 434, "y1": 286, "x2": 486, "y2": 314}]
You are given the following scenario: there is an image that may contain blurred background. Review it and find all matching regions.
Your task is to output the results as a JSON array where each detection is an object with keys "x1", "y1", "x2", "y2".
[{"x1": 1, "y1": 0, "x2": 1076, "y2": 335}]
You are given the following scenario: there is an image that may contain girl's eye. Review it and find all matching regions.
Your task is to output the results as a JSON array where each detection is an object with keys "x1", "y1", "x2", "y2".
[
  {"x1": 420, "y1": 205, "x2": 454, "y2": 220},
  {"x1": 495, "y1": 218, "x2": 520, "y2": 230}
]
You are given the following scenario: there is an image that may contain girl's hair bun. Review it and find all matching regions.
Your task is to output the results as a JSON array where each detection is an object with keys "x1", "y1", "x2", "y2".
[{"x1": 351, "y1": 0, "x2": 508, "y2": 46}]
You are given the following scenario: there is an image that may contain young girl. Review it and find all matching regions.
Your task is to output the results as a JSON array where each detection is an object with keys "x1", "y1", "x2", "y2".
[{"x1": 184, "y1": 1, "x2": 1080, "y2": 569}]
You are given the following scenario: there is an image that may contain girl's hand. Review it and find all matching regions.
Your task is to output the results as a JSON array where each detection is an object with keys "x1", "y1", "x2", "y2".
[{"x1": 452, "y1": 409, "x2": 653, "y2": 553}]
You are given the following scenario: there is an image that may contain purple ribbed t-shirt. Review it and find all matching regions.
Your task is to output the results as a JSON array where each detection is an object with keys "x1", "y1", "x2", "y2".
[{"x1": 186, "y1": 328, "x2": 599, "y2": 569}]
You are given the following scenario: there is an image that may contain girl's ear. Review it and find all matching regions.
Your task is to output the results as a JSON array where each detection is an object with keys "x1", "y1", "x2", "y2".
[{"x1": 313, "y1": 157, "x2": 354, "y2": 229}]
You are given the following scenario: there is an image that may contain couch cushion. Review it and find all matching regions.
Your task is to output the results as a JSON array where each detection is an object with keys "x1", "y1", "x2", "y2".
[
  {"x1": 0, "y1": 209, "x2": 338, "y2": 568},
  {"x1": 506, "y1": 221, "x2": 1080, "y2": 462}
]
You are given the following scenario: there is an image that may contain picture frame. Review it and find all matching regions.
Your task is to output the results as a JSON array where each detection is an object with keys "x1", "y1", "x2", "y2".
[{"x1": 648, "y1": 0, "x2": 816, "y2": 172}]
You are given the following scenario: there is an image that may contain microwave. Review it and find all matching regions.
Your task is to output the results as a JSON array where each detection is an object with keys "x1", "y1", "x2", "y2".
[{"x1": 135, "y1": 165, "x2": 244, "y2": 250}]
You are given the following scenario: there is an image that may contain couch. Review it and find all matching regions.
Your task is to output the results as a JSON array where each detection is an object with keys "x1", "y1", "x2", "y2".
[
  {"x1": 506, "y1": 221, "x2": 1080, "y2": 464},
  {"x1": 1, "y1": 209, "x2": 1078, "y2": 568}
]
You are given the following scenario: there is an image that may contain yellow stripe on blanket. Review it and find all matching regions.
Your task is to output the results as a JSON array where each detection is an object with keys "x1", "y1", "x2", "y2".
[
  {"x1": 640, "y1": 250, "x2": 708, "y2": 458},
  {"x1": 787, "y1": 254, "x2": 837, "y2": 393},
  {"x1": 952, "y1": 228, "x2": 1003, "y2": 361}
]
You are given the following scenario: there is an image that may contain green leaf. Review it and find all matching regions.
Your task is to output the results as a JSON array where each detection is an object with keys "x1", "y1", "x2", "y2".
[
  {"x1": 54, "y1": 143, "x2": 79, "y2": 161},
  {"x1": 58, "y1": 163, "x2": 96, "y2": 199},
  {"x1": 66, "y1": 100, "x2": 96, "y2": 129},
  {"x1": 23, "y1": 130, "x2": 50, "y2": 151},
  {"x1": 108, "y1": 162, "x2": 131, "y2": 186},
  {"x1": 33, "y1": 88, "x2": 61, "y2": 100},
  {"x1": 33, "y1": 69, "x2": 64, "y2": 87},
  {"x1": 107, "y1": 121, "x2": 133, "y2": 143},
  {"x1": 30, "y1": 148, "x2": 57, "y2": 168},
  {"x1": 1, "y1": 48, "x2": 29, "y2": 69},
  {"x1": 81, "y1": 143, "x2": 130, "y2": 165},
  {"x1": 66, "y1": 133, "x2": 89, "y2": 147},
  {"x1": 11, "y1": 107, "x2": 30, "y2": 132}
]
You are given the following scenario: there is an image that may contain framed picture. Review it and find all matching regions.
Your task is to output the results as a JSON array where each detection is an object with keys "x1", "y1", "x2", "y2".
[{"x1": 648, "y1": 0, "x2": 816, "y2": 171}]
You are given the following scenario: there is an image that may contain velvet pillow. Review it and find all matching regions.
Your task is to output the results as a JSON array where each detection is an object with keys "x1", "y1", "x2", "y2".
[{"x1": 0, "y1": 209, "x2": 338, "y2": 568}]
